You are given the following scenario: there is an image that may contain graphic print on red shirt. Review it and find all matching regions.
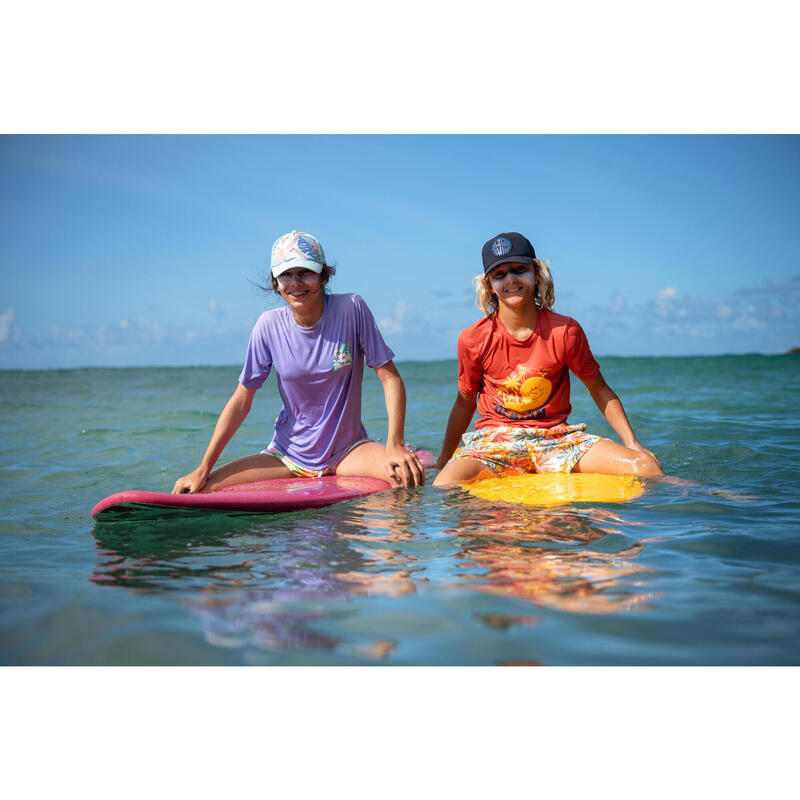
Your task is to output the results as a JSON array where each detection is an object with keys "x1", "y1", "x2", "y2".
[{"x1": 457, "y1": 309, "x2": 600, "y2": 430}]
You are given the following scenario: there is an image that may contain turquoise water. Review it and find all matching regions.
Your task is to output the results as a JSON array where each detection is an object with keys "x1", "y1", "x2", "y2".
[{"x1": 1, "y1": 356, "x2": 799, "y2": 665}]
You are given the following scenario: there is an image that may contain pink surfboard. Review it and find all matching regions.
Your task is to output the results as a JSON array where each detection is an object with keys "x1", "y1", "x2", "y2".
[{"x1": 92, "y1": 449, "x2": 435, "y2": 519}]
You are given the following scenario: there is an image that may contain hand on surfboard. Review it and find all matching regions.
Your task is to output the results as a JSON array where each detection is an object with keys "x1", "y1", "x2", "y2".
[
  {"x1": 385, "y1": 444, "x2": 426, "y2": 488},
  {"x1": 172, "y1": 466, "x2": 209, "y2": 495}
]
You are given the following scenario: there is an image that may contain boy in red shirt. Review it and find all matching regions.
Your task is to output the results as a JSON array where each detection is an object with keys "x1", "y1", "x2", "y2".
[{"x1": 433, "y1": 232, "x2": 663, "y2": 487}]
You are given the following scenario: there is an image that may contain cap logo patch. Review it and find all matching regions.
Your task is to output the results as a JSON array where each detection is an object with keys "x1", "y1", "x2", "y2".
[{"x1": 491, "y1": 236, "x2": 512, "y2": 257}]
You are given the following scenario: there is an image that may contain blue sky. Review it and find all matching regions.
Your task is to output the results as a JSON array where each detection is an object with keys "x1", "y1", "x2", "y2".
[{"x1": 1, "y1": 134, "x2": 799, "y2": 369}]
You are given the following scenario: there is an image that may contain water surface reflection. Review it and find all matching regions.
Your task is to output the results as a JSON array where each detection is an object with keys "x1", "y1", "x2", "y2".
[
  {"x1": 91, "y1": 487, "x2": 659, "y2": 662},
  {"x1": 440, "y1": 495, "x2": 658, "y2": 614}
]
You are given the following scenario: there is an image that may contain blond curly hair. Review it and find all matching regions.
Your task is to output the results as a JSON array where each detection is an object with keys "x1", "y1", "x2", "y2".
[{"x1": 473, "y1": 259, "x2": 555, "y2": 316}]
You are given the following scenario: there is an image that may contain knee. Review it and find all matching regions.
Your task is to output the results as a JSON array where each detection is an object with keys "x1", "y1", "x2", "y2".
[
  {"x1": 633, "y1": 452, "x2": 663, "y2": 477},
  {"x1": 432, "y1": 461, "x2": 467, "y2": 489},
  {"x1": 432, "y1": 471, "x2": 456, "y2": 489}
]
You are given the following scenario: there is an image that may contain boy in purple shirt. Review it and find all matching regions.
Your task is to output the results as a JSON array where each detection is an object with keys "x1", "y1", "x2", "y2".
[{"x1": 172, "y1": 231, "x2": 425, "y2": 493}]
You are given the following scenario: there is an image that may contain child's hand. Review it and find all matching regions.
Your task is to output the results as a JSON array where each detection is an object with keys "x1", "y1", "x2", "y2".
[
  {"x1": 172, "y1": 466, "x2": 209, "y2": 494},
  {"x1": 384, "y1": 444, "x2": 426, "y2": 487}
]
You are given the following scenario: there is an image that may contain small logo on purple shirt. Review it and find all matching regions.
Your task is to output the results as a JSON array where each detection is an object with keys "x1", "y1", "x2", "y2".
[{"x1": 332, "y1": 343, "x2": 352, "y2": 371}]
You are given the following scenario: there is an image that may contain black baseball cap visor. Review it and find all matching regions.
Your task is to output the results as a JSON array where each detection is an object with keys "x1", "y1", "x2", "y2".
[{"x1": 484, "y1": 254, "x2": 534, "y2": 274}]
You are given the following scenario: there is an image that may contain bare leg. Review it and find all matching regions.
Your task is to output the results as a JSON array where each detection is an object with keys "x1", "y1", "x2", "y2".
[
  {"x1": 573, "y1": 439, "x2": 664, "y2": 477},
  {"x1": 433, "y1": 457, "x2": 497, "y2": 488},
  {"x1": 204, "y1": 453, "x2": 293, "y2": 492},
  {"x1": 335, "y1": 441, "x2": 430, "y2": 487},
  {"x1": 334, "y1": 442, "x2": 395, "y2": 483}
]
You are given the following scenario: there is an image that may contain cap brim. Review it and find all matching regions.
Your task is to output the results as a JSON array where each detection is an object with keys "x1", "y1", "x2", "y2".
[
  {"x1": 271, "y1": 259, "x2": 324, "y2": 277},
  {"x1": 483, "y1": 255, "x2": 533, "y2": 273}
]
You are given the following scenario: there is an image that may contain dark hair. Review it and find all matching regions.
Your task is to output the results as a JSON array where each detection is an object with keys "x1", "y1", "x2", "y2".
[{"x1": 255, "y1": 263, "x2": 337, "y2": 297}]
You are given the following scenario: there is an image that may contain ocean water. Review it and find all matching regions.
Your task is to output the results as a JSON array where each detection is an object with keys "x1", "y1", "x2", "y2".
[{"x1": 1, "y1": 355, "x2": 799, "y2": 665}]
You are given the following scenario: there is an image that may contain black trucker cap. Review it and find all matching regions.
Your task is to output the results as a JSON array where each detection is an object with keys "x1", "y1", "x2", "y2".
[{"x1": 481, "y1": 232, "x2": 536, "y2": 274}]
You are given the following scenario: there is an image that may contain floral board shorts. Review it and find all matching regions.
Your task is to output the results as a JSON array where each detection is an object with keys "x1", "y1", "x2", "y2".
[
  {"x1": 264, "y1": 437, "x2": 373, "y2": 478},
  {"x1": 451, "y1": 424, "x2": 602, "y2": 475}
]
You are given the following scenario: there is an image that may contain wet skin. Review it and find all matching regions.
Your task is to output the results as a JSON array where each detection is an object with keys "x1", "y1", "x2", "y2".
[
  {"x1": 172, "y1": 268, "x2": 425, "y2": 493},
  {"x1": 433, "y1": 262, "x2": 663, "y2": 487}
]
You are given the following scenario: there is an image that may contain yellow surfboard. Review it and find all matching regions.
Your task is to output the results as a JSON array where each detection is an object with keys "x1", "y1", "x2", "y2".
[{"x1": 462, "y1": 472, "x2": 645, "y2": 507}]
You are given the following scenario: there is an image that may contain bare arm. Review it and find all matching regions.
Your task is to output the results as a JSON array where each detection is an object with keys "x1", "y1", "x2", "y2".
[
  {"x1": 172, "y1": 383, "x2": 256, "y2": 494},
  {"x1": 580, "y1": 372, "x2": 661, "y2": 466},
  {"x1": 374, "y1": 360, "x2": 425, "y2": 487},
  {"x1": 436, "y1": 391, "x2": 478, "y2": 469}
]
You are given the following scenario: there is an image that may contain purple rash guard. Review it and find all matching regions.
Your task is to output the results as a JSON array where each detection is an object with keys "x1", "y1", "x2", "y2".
[{"x1": 239, "y1": 293, "x2": 394, "y2": 471}]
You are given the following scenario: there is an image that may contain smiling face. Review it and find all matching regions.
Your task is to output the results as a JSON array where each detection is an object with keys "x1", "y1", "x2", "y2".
[
  {"x1": 487, "y1": 262, "x2": 538, "y2": 309},
  {"x1": 275, "y1": 267, "x2": 327, "y2": 317}
]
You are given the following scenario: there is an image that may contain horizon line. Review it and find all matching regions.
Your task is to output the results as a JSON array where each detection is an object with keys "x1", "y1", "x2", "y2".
[{"x1": 2, "y1": 350, "x2": 798, "y2": 372}]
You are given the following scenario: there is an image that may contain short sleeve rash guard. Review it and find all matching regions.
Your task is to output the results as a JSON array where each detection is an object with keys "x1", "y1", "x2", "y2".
[
  {"x1": 457, "y1": 309, "x2": 600, "y2": 429},
  {"x1": 239, "y1": 293, "x2": 394, "y2": 469}
]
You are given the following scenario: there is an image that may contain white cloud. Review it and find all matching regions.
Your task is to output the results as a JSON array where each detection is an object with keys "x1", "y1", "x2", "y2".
[
  {"x1": 0, "y1": 308, "x2": 21, "y2": 344},
  {"x1": 686, "y1": 326, "x2": 713, "y2": 339},
  {"x1": 95, "y1": 317, "x2": 166, "y2": 347},
  {"x1": 654, "y1": 286, "x2": 679, "y2": 318},
  {"x1": 582, "y1": 274, "x2": 800, "y2": 354},
  {"x1": 1, "y1": 309, "x2": 251, "y2": 368},
  {"x1": 732, "y1": 316, "x2": 762, "y2": 332},
  {"x1": 51, "y1": 325, "x2": 85, "y2": 345},
  {"x1": 378, "y1": 300, "x2": 411, "y2": 336}
]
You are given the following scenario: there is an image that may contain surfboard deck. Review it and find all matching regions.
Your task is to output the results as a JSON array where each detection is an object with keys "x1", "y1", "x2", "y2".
[
  {"x1": 92, "y1": 448, "x2": 435, "y2": 520},
  {"x1": 462, "y1": 472, "x2": 645, "y2": 506},
  {"x1": 92, "y1": 475, "x2": 396, "y2": 519}
]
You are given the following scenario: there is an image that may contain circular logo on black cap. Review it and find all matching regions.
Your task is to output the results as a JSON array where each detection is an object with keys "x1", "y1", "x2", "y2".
[{"x1": 491, "y1": 236, "x2": 512, "y2": 257}]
